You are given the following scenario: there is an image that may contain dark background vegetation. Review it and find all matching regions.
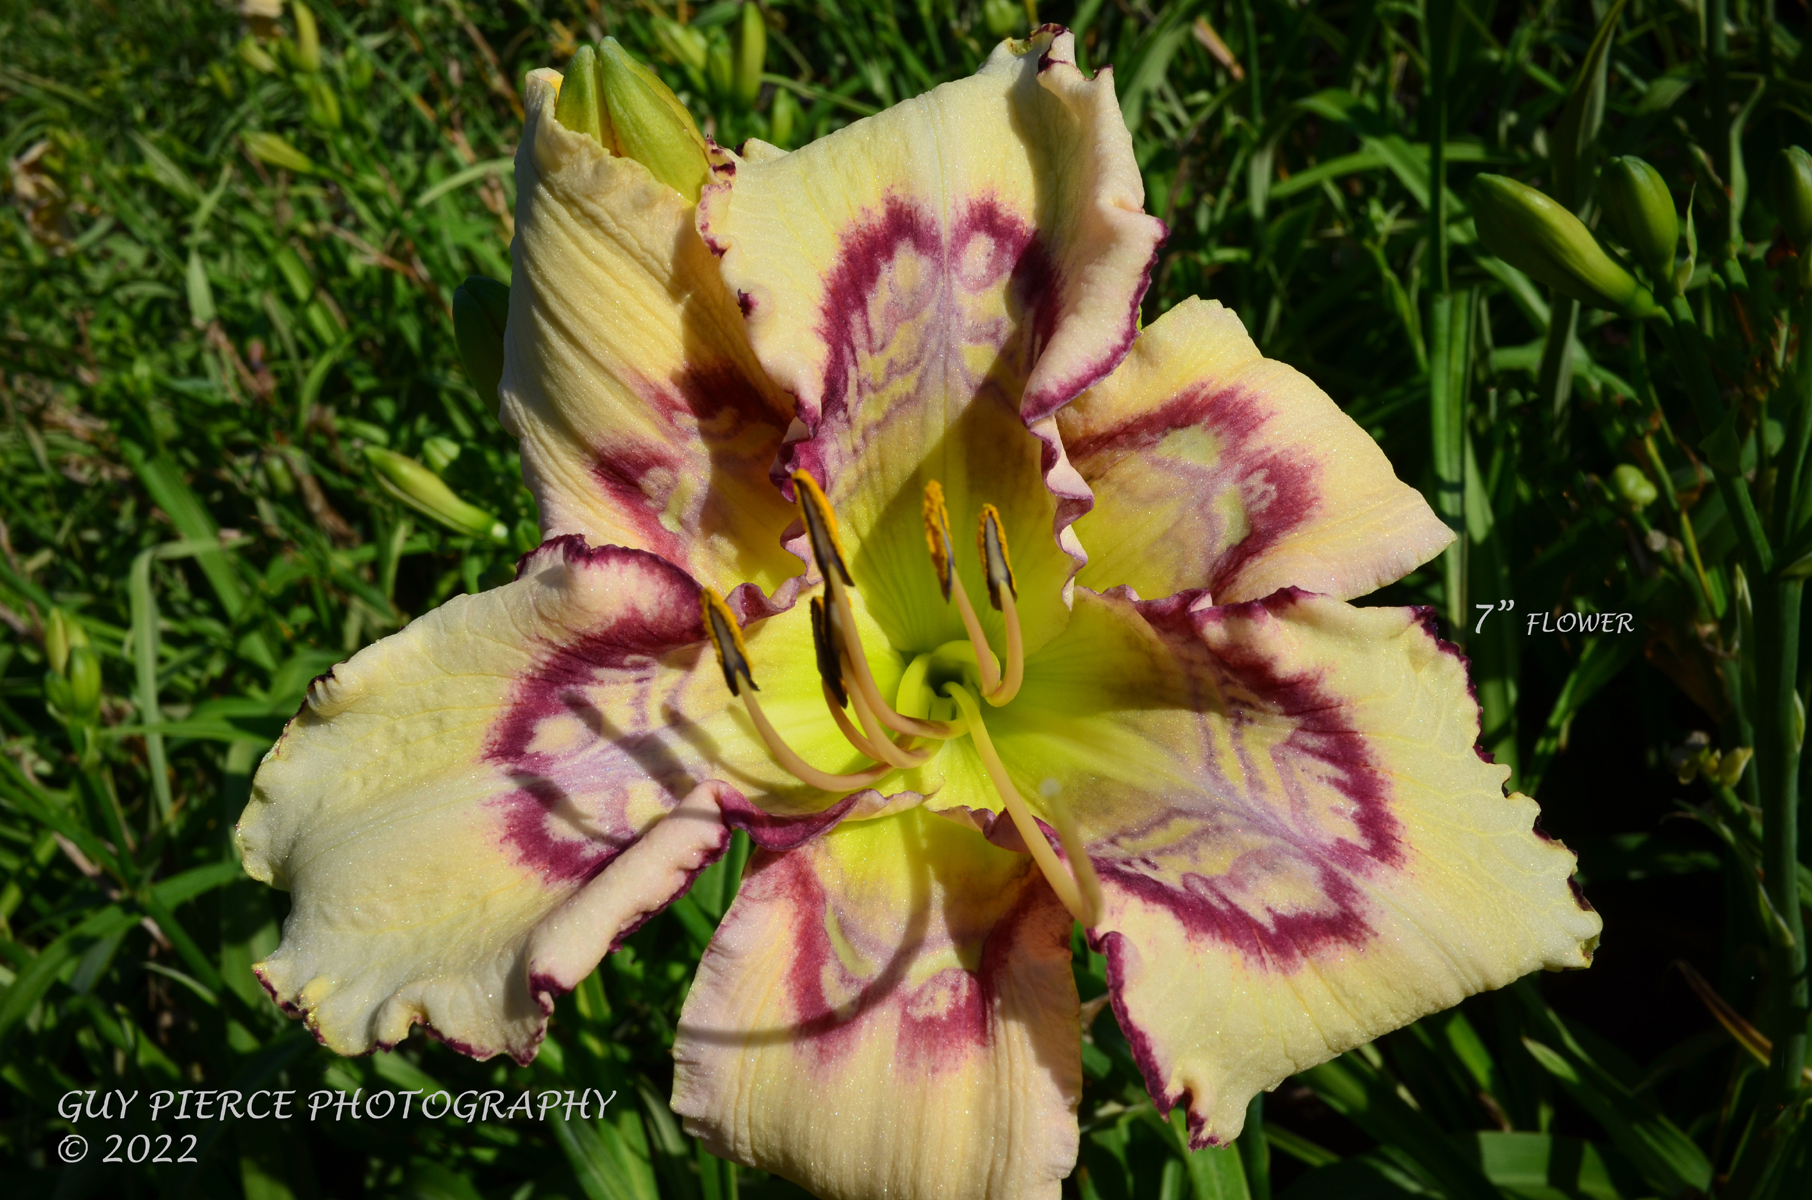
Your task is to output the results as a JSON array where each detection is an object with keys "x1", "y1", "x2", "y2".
[{"x1": 2, "y1": 0, "x2": 1808, "y2": 1197}]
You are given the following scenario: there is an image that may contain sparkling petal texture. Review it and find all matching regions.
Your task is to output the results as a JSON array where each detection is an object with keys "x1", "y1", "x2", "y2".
[
  {"x1": 696, "y1": 27, "x2": 1164, "y2": 654},
  {"x1": 1009, "y1": 588, "x2": 1599, "y2": 1146},
  {"x1": 502, "y1": 69, "x2": 800, "y2": 596},
  {"x1": 236, "y1": 541, "x2": 888, "y2": 1061},
  {"x1": 1059, "y1": 298, "x2": 1453, "y2": 603},
  {"x1": 672, "y1": 806, "x2": 1080, "y2": 1200}
]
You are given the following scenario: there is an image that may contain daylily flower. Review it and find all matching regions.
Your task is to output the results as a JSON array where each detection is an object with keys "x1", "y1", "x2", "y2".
[{"x1": 236, "y1": 27, "x2": 1602, "y2": 1200}]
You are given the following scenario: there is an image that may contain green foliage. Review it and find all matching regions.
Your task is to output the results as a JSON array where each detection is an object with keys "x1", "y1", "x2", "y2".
[{"x1": 2, "y1": 0, "x2": 1809, "y2": 1197}]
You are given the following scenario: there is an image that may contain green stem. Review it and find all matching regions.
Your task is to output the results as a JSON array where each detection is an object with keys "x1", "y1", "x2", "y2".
[
  {"x1": 1754, "y1": 573, "x2": 1807, "y2": 1105},
  {"x1": 1430, "y1": 295, "x2": 1466, "y2": 635}
]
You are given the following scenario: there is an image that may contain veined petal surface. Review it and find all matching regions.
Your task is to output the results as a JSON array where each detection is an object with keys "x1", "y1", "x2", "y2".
[
  {"x1": 503, "y1": 69, "x2": 799, "y2": 596},
  {"x1": 236, "y1": 541, "x2": 890, "y2": 1061},
  {"x1": 977, "y1": 588, "x2": 1599, "y2": 1144},
  {"x1": 697, "y1": 27, "x2": 1164, "y2": 654},
  {"x1": 1059, "y1": 299, "x2": 1452, "y2": 603},
  {"x1": 673, "y1": 806, "x2": 1079, "y2": 1200}
]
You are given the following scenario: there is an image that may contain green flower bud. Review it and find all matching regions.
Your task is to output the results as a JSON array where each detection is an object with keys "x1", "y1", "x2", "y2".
[
  {"x1": 44, "y1": 608, "x2": 77, "y2": 676},
  {"x1": 264, "y1": 451, "x2": 297, "y2": 496},
  {"x1": 1772, "y1": 146, "x2": 1812, "y2": 247},
  {"x1": 453, "y1": 275, "x2": 509, "y2": 413},
  {"x1": 343, "y1": 42, "x2": 374, "y2": 93},
  {"x1": 1612, "y1": 463, "x2": 1658, "y2": 510},
  {"x1": 366, "y1": 446, "x2": 506, "y2": 541},
  {"x1": 422, "y1": 436, "x2": 462, "y2": 474},
  {"x1": 653, "y1": 17, "x2": 709, "y2": 78},
  {"x1": 1469, "y1": 174, "x2": 1658, "y2": 316},
  {"x1": 238, "y1": 35, "x2": 279, "y2": 75},
  {"x1": 274, "y1": 246, "x2": 313, "y2": 304},
  {"x1": 598, "y1": 38, "x2": 711, "y2": 204},
  {"x1": 555, "y1": 45, "x2": 613, "y2": 149},
  {"x1": 1715, "y1": 746, "x2": 1754, "y2": 789},
  {"x1": 302, "y1": 73, "x2": 341, "y2": 130},
  {"x1": 1599, "y1": 157, "x2": 1678, "y2": 286},
  {"x1": 209, "y1": 62, "x2": 238, "y2": 100},
  {"x1": 983, "y1": 0, "x2": 1023, "y2": 38},
  {"x1": 243, "y1": 131, "x2": 317, "y2": 175},
  {"x1": 771, "y1": 86, "x2": 800, "y2": 148},
  {"x1": 705, "y1": 33, "x2": 735, "y2": 101},
  {"x1": 65, "y1": 644, "x2": 101, "y2": 722},
  {"x1": 293, "y1": 1, "x2": 322, "y2": 73},
  {"x1": 734, "y1": 3, "x2": 767, "y2": 107}
]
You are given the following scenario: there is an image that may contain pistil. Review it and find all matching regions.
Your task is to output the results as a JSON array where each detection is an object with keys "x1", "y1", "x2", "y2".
[{"x1": 944, "y1": 683, "x2": 1102, "y2": 927}]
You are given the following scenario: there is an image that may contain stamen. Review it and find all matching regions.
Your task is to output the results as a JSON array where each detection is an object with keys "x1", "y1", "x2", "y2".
[
  {"x1": 809, "y1": 596, "x2": 847, "y2": 709},
  {"x1": 821, "y1": 682, "x2": 887, "y2": 760},
  {"x1": 977, "y1": 504, "x2": 1018, "y2": 608},
  {"x1": 700, "y1": 587, "x2": 895, "y2": 793},
  {"x1": 794, "y1": 472, "x2": 953, "y2": 740},
  {"x1": 849, "y1": 683, "x2": 930, "y2": 769},
  {"x1": 943, "y1": 684, "x2": 1103, "y2": 928},
  {"x1": 922, "y1": 481, "x2": 955, "y2": 601},
  {"x1": 700, "y1": 587, "x2": 757, "y2": 696},
  {"x1": 829, "y1": 582, "x2": 956, "y2": 740},
  {"x1": 817, "y1": 594, "x2": 928, "y2": 767},
  {"x1": 922, "y1": 481, "x2": 1002, "y2": 694},
  {"x1": 792, "y1": 470, "x2": 853, "y2": 587},
  {"x1": 977, "y1": 507, "x2": 1024, "y2": 706}
]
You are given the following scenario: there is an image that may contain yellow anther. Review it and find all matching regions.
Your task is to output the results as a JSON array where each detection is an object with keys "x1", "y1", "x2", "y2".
[
  {"x1": 809, "y1": 596, "x2": 847, "y2": 708},
  {"x1": 792, "y1": 470, "x2": 853, "y2": 587},
  {"x1": 977, "y1": 504, "x2": 1018, "y2": 610},
  {"x1": 700, "y1": 588, "x2": 755, "y2": 696},
  {"x1": 922, "y1": 480, "x2": 954, "y2": 601}
]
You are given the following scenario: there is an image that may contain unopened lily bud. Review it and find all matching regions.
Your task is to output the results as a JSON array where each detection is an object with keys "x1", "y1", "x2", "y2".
[
  {"x1": 45, "y1": 609, "x2": 76, "y2": 676},
  {"x1": 453, "y1": 275, "x2": 509, "y2": 412},
  {"x1": 705, "y1": 33, "x2": 735, "y2": 102},
  {"x1": 555, "y1": 45, "x2": 612, "y2": 149},
  {"x1": 1470, "y1": 174, "x2": 1658, "y2": 316},
  {"x1": 597, "y1": 38, "x2": 711, "y2": 204},
  {"x1": 422, "y1": 436, "x2": 462, "y2": 474},
  {"x1": 65, "y1": 644, "x2": 102, "y2": 721},
  {"x1": 1715, "y1": 746, "x2": 1753, "y2": 789},
  {"x1": 342, "y1": 42, "x2": 373, "y2": 93},
  {"x1": 238, "y1": 35, "x2": 279, "y2": 74},
  {"x1": 1600, "y1": 157, "x2": 1678, "y2": 286},
  {"x1": 264, "y1": 451, "x2": 296, "y2": 495},
  {"x1": 734, "y1": 3, "x2": 767, "y2": 107},
  {"x1": 366, "y1": 446, "x2": 507, "y2": 541},
  {"x1": 302, "y1": 74, "x2": 341, "y2": 131},
  {"x1": 771, "y1": 86, "x2": 800, "y2": 147},
  {"x1": 293, "y1": 1, "x2": 322, "y2": 73},
  {"x1": 1772, "y1": 147, "x2": 1812, "y2": 247},
  {"x1": 652, "y1": 17, "x2": 709, "y2": 78},
  {"x1": 1612, "y1": 463, "x2": 1658, "y2": 510},
  {"x1": 983, "y1": 0, "x2": 1022, "y2": 37},
  {"x1": 243, "y1": 131, "x2": 317, "y2": 175}
]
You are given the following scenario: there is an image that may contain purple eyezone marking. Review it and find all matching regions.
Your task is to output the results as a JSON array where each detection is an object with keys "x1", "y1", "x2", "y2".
[
  {"x1": 484, "y1": 543, "x2": 708, "y2": 885},
  {"x1": 1086, "y1": 590, "x2": 1404, "y2": 973},
  {"x1": 779, "y1": 193, "x2": 1059, "y2": 481},
  {"x1": 1065, "y1": 379, "x2": 1321, "y2": 600},
  {"x1": 742, "y1": 845, "x2": 1056, "y2": 1073},
  {"x1": 578, "y1": 362, "x2": 787, "y2": 567}
]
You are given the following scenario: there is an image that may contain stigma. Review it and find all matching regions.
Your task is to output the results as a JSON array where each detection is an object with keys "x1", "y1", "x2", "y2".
[{"x1": 700, "y1": 470, "x2": 1097, "y2": 926}]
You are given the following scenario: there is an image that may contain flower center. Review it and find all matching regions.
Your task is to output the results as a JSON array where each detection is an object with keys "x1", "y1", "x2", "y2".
[{"x1": 699, "y1": 470, "x2": 1101, "y2": 927}]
